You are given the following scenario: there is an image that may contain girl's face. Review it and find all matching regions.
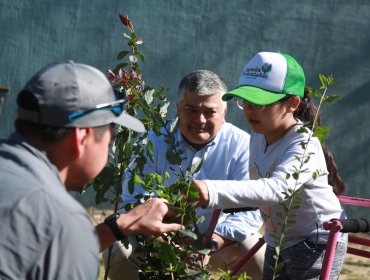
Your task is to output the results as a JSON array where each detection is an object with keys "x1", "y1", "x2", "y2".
[{"x1": 241, "y1": 96, "x2": 300, "y2": 145}]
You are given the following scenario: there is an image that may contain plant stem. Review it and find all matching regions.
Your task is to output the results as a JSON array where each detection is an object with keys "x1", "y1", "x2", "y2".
[{"x1": 272, "y1": 82, "x2": 330, "y2": 279}]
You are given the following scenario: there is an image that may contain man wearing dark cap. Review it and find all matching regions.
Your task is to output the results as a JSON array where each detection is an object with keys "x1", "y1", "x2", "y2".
[{"x1": 0, "y1": 61, "x2": 183, "y2": 279}]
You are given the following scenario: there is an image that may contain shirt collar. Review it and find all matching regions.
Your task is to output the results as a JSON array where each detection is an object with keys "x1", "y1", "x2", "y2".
[{"x1": 8, "y1": 132, "x2": 63, "y2": 185}]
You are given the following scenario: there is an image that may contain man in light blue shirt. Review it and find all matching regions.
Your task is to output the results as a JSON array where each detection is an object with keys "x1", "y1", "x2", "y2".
[{"x1": 103, "y1": 70, "x2": 264, "y2": 279}]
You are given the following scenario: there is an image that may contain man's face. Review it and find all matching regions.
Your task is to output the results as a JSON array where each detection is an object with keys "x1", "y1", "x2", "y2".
[
  {"x1": 177, "y1": 90, "x2": 226, "y2": 150},
  {"x1": 65, "y1": 125, "x2": 114, "y2": 190}
]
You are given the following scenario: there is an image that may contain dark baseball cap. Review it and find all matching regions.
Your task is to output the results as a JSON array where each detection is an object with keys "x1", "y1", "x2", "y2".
[{"x1": 17, "y1": 61, "x2": 145, "y2": 132}]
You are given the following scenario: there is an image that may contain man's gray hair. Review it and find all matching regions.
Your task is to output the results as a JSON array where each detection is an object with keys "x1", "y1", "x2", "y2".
[{"x1": 178, "y1": 70, "x2": 228, "y2": 101}]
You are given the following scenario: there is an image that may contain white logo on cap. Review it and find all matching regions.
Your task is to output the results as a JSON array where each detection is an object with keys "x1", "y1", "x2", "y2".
[
  {"x1": 241, "y1": 63, "x2": 272, "y2": 79},
  {"x1": 238, "y1": 52, "x2": 287, "y2": 93}
]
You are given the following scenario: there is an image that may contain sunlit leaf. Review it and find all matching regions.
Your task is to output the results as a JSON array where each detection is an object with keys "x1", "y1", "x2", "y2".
[
  {"x1": 187, "y1": 158, "x2": 203, "y2": 176},
  {"x1": 129, "y1": 55, "x2": 138, "y2": 63},
  {"x1": 179, "y1": 229, "x2": 198, "y2": 240},
  {"x1": 134, "y1": 173, "x2": 145, "y2": 185}
]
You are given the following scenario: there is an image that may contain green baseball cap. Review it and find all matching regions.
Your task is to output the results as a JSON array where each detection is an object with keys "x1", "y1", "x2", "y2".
[{"x1": 223, "y1": 52, "x2": 305, "y2": 105}]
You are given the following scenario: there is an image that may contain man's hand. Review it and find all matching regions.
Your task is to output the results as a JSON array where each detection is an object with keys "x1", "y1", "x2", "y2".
[
  {"x1": 118, "y1": 198, "x2": 184, "y2": 237},
  {"x1": 188, "y1": 233, "x2": 234, "y2": 269},
  {"x1": 97, "y1": 198, "x2": 184, "y2": 251},
  {"x1": 210, "y1": 233, "x2": 235, "y2": 250}
]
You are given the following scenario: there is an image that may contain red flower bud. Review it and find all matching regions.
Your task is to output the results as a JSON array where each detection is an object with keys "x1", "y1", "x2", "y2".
[
  {"x1": 119, "y1": 14, "x2": 134, "y2": 33},
  {"x1": 127, "y1": 94, "x2": 135, "y2": 101}
]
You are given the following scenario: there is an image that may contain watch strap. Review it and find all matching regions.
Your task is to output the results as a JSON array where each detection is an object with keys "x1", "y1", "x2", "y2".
[{"x1": 104, "y1": 213, "x2": 125, "y2": 240}]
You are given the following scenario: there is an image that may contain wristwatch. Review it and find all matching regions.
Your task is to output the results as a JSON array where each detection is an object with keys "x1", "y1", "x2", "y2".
[
  {"x1": 209, "y1": 238, "x2": 220, "y2": 252},
  {"x1": 104, "y1": 213, "x2": 125, "y2": 240}
]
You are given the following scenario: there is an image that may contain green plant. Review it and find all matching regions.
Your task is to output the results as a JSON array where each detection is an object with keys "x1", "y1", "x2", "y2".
[
  {"x1": 271, "y1": 74, "x2": 340, "y2": 278},
  {"x1": 92, "y1": 14, "x2": 225, "y2": 280}
]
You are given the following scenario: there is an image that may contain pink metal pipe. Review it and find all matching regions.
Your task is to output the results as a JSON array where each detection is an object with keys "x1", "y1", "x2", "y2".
[
  {"x1": 231, "y1": 237, "x2": 265, "y2": 276},
  {"x1": 321, "y1": 220, "x2": 342, "y2": 280},
  {"x1": 203, "y1": 209, "x2": 221, "y2": 245},
  {"x1": 338, "y1": 195, "x2": 370, "y2": 207}
]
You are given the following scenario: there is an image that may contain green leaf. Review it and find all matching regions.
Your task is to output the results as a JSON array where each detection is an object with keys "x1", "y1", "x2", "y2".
[
  {"x1": 146, "y1": 141, "x2": 154, "y2": 162},
  {"x1": 187, "y1": 158, "x2": 203, "y2": 176},
  {"x1": 137, "y1": 51, "x2": 145, "y2": 62},
  {"x1": 297, "y1": 127, "x2": 308, "y2": 134},
  {"x1": 179, "y1": 229, "x2": 198, "y2": 240},
  {"x1": 128, "y1": 176, "x2": 135, "y2": 195},
  {"x1": 319, "y1": 73, "x2": 328, "y2": 88},
  {"x1": 159, "y1": 242, "x2": 177, "y2": 263},
  {"x1": 164, "y1": 172, "x2": 170, "y2": 180},
  {"x1": 275, "y1": 262, "x2": 285, "y2": 273},
  {"x1": 313, "y1": 126, "x2": 331, "y2": 144},
  {"x1": 117, "y1": 50, "x2": 130, "y2": 60},
  {"x1": 134, "y1": 174, "x2": 145, "y2": 185},
  {"x1": 281, "y1": 203, "x2": 289, "y2": 212},
  {"x1": 169, "y1": 206, "x2": 186, "y2": 214},
  {"x1": 129, "y1": 79, "x2": 142, "y2": 86},
  {"x1": 166, "y1": 149, "x2": 183, "y2": 165},
  {"x1": 307, "y1": 87, "x2": 322, "y2": 98},
  {"x1": 323, "y1": 94, "x2": 340, "y2": 104}
]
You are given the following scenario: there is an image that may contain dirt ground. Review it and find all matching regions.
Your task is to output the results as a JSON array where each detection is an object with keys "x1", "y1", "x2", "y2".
[
  {"x1": 87, "y1": 208, "x2": 370, "y2": 280},
  {"x1": 339, "y1": 234, "x2": 370, "y2": 280}
]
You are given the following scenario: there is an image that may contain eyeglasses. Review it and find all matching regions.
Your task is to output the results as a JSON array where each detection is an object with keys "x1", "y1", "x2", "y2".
[
  {"x1": 234, "y1": 98, "x2": 266, "y2": 112},
  {"x1": 234, "y1": 95, "x2": 292, "y2": 112},
  {"x1": 68, "y1": 99, "x2": 125, "y2": 120}
]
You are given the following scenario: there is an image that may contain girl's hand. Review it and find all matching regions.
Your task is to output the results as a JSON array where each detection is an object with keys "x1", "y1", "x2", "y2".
[{"x1": 192, "y1": 180, "x2": 209, "y2": 208}]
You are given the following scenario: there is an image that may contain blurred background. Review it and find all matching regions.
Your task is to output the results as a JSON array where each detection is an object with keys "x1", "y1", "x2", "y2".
[{"x1": 1, "y1": 0, "x2": 370, "y2": 218}]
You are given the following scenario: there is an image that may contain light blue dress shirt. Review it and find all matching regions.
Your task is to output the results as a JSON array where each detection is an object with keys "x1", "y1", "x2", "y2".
[{"x1": 121, "y1": 121, "x2": 262, "y2": 241}]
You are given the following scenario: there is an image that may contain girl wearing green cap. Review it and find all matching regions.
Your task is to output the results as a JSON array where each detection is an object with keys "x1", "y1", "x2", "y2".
[{"x1": 192, "y1": 52, "x2": 347, "y2": 279}]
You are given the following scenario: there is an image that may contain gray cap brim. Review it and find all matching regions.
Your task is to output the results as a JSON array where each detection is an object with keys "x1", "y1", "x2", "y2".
[{"x1": 113, "y1": 111, "x2": 146, "y2": 133}]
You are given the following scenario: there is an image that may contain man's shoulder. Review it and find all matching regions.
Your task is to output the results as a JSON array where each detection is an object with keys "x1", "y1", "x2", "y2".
[{"x1": 0, "y1": 186, "x2": 98, "y2": 279}]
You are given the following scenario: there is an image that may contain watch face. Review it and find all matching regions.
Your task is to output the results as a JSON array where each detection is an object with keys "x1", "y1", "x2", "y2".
[{"x1": 210, "y1": 239, "x2": 219, "y2": 252}]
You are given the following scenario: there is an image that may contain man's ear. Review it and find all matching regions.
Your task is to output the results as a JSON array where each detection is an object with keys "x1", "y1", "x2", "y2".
[
  {"x1": 222, "y1": 103, "x2": 227, "y2": 123},
  {"x1": 72, "y1": 128, "x2": 90, "y2": 158}
]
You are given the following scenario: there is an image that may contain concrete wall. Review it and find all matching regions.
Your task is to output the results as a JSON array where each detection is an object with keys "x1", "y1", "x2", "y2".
[{"x1": 1, "y1": 0, "x2": 370, "y2": 214}]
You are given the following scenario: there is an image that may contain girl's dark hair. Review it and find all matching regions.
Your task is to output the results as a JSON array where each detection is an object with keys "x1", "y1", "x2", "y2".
[{"x1": 293, "y1": 88, "x2": 345, "y2": 195}]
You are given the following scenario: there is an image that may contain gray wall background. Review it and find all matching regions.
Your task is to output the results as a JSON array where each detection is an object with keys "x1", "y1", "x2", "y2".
[{"x1": 1, "y1": 0, "x2": 370, "y2": 216}]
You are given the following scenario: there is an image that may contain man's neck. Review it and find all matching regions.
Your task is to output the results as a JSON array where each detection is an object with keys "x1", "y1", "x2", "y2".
[{"x1": 181, "y1": 134, "x2": 215, "y2": 151}]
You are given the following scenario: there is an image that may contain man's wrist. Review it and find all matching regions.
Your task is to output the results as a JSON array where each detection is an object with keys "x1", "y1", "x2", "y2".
[
  {"x1": 209, "y1": 238, "x2": 220, "y2": 252},
  {"x1": 104, "y1": 213, "x2": 126, "y2": 240}
]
